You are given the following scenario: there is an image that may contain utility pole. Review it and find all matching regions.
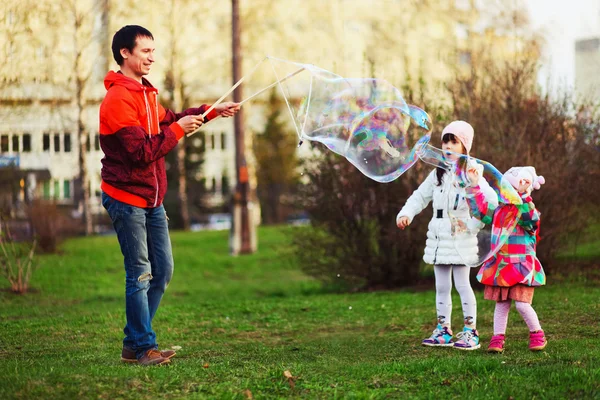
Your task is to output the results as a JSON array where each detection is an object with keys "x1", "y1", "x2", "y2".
[{"x1": 230, "y1": 0, "x2": 256, "y2": 254}]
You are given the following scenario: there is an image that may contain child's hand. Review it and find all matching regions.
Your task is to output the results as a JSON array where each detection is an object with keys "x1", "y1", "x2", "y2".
[
  {"x1": 397, "y1": 216, "x2": 410, "y2": 230},
  {"x1": 466, "y1": 161, "x2": 482, "y2": 186},
  {"x1": 467, "y1": 167, "x2": 479, "y2": 186}
]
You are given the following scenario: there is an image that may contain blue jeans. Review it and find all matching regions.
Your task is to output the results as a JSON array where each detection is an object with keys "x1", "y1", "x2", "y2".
[{"x1": 102, "y1": 193, "x2": 174, "y2": 359}]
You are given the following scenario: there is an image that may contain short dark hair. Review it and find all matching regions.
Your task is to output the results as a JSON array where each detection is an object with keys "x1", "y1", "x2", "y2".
[{"x1": 111, "y1": 25, "x2": 154, "y2": 66}]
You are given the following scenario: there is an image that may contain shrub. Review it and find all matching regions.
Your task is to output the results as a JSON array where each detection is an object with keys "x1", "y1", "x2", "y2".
[
  {"x1": 0, "y1": 218, "x2": 37, "y2": 294},
  {"x1": 293, "y1": 149, "x2": 432, "y2": 290},
  {"x1": 28, "y1": 200, "x2": 81, "y2": 253}
]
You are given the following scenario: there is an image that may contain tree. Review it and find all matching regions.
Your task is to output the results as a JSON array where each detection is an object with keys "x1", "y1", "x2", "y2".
[
  {"x1": 253, "y1": 90, "x2": 299, "y2": 224},
  {"x1": 42, "y1": 0, "x2": 104, "y2": 235}
]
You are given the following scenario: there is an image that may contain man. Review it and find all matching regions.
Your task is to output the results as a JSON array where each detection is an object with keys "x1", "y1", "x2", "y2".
[{"x1": 99, "y1": 25, "x2": 239, "y2": 366}]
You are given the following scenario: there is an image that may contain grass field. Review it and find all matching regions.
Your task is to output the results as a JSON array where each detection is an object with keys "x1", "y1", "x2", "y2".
[{"x1": 1, "y1": 226, "x2": 599, "y2": 399}]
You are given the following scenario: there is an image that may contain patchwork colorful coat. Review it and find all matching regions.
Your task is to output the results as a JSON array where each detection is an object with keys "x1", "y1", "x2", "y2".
[{"x1": 465, "y1": 186, "x2": 546, "y2": 287}]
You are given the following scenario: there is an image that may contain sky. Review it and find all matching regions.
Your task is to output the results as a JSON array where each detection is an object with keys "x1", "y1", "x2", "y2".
[{"x1": 525, "y1": 0, "x2": 599, "y2": 93}]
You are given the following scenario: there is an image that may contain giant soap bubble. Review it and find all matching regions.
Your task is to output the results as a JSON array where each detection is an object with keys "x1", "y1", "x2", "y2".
[{"x1": 267, "y1": 57, "x2": 432, "y2": 183}]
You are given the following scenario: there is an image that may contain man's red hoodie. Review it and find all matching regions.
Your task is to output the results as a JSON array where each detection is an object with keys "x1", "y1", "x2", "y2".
[{"x1": 99, "y1": 71, "x2": 217, "y2": 208}]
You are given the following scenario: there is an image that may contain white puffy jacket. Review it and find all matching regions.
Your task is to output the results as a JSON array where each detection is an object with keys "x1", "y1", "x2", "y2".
[{"x1": 397, "y1": 169, "x2": 497, "y2": 266}]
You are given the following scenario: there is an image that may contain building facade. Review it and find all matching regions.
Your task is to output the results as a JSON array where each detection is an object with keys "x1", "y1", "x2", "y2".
[{"x1": 1, "y1": 0, "x2": 536, "y2": 219}]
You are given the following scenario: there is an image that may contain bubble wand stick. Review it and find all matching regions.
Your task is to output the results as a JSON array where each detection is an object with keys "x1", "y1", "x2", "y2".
[{"x1": 187, "y1": 60, "x2": 304, "y2": 137}]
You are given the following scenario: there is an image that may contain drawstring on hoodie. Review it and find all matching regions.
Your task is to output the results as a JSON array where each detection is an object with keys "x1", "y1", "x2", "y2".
[
  {"x1": 141, "y1": 86, "x2": 160, "y2": 206},
  {"x1": 143, "y1": 89, "x2": 153, "y2": 135},
  {"x1": 154, "y1": 92, "x2": 159, "y2": 135}
]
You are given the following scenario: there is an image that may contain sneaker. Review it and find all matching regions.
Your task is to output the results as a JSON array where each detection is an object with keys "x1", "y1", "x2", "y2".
[
  {"x1": 529, "y1": 330, "x2": 547, "y2": 351},
  {"x1": 422, "y1": 324, "x2": 454, "y2": 347},
  {"x1": 454, "y1": 327, "x2": 481, "y2": 350},
  {"x1": 138, "y1": 349, "x2": 171, "y2": 366},
  {"x1": 487, "y1": 334, "x2": 505, "y2": 353},
  {"x1": 121, "y1": 347, "x2": 176, "y2": 363}
]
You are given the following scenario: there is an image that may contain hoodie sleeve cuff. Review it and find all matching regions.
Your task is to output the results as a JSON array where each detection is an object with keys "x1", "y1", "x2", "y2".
[
  {"x1": 200, "y1": 104, "x2": 219, "y2": 122},
  {"x1": 170, "y1": 122, "x2": 185, "y2": 140}
]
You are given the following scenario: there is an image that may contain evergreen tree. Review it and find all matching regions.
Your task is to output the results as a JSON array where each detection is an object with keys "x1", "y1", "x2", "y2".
[{"x1": 253, "y1": 90, "x2": 299, "y2": 224}]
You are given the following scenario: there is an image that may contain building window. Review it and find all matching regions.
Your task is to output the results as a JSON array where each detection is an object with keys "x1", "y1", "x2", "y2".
[
  {"x1": 222, "y1": 175, "x2": 230, "y2": 196},
  {"x1": 43, "y1": 181, "x2": 50, "y2": 199},
  {"x1": 576, "y1": 38, "x2": 600, "y2": 52},
  {"x1": 43, "y1": 133, "x2": 50, "y2": 151},
  {"x1": 94, "y1": 133, "x2": 100, "y2": 151},
  {"x1": 54, "y1": 180, "x2": 60, "y2": 199},
  {"x1": 455, "y1": 23, "x2": 469, "y2": 40},
  {"x1": 63, "y1": 180, "x2": 71, "y2": 199},
  {"x1": 211, "y1": 134, "x2": 215, "y2": 150},
  {"x1": 12, "y1": 135, "x2": 19, "y2": 152},
  {"x1": 64, "y1": 133, "x2": 71, "y2": 152},
  {"x1": 23, "y1": 134, "x2": 31, "y2": 152},
  {"x1": 53, "y1": 134, "x2": 60, "y2": 152},
  {"x1": 0, "y1": 135, "x2": 8, "y2": 153},
  {"x1": 199, "y1": 132, "x2": 206, "y2": 152},
  {"x1": 459, "y1": 51, "x2": 471, "y2": 66},
  {"x1": 221, "y1": 132, "x2": 226, "y2": 150},
  {"x1": 211, "y1": 177, "x2": 217, "y2": 193}
]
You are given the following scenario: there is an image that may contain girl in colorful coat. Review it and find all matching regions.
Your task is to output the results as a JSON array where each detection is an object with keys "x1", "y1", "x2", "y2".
[
  {"x1": 466, "y1": 166, "x2": 547, "y2": 352},
  {"x1": 397, "y1": 121, "x2": 497, "y2": 350}
]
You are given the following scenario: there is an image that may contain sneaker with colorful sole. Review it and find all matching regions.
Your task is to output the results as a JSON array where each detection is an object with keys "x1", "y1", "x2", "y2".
[
  {"x1": 453, "y1": 327, "x2": 480, "y2": 350},
  {"x1": 422, "y1": 324, "x2": 454, "y2": 347}
]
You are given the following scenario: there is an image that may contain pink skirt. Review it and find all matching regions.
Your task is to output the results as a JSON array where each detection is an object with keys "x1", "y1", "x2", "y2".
[{"x1": 484, "y1": 285, "x2": 535, "y2": 304}]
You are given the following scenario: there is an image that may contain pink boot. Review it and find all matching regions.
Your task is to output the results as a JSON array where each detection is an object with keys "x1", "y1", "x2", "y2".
[
  {"x1": 529, "y1": 330, "x2": 547, "y2": 351},
  {"x1": 487, "y1": 334, "x2": 505, "y2": 353}
]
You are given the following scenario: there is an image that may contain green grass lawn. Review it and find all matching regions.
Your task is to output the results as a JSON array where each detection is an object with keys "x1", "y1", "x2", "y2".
[{"x1": 1, "y1": 226, "x2": 599, "y2": 399}]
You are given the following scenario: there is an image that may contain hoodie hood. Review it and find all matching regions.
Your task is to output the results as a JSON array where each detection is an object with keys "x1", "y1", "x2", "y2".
[{"x1": 103, "y1": 71, "x2": 158, "y2": 93}]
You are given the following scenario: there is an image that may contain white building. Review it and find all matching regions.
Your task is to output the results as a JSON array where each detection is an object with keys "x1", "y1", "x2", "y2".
[{"x1": 575, "y1": 37, "x2": 600, "y2": 100}]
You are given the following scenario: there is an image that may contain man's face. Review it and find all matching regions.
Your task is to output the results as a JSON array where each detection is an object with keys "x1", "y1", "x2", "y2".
[{"x1": 121, "y1": 36, "x2": 155, "y2": 78}]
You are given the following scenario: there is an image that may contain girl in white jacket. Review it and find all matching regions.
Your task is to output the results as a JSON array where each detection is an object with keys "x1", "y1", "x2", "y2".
[{"x1": 397, "y1": 121, "x2": 496, "y2": 350}]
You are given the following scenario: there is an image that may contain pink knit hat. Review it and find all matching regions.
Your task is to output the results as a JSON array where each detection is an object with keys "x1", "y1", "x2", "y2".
[
  {"x1": 503, "y1": 166, "x2": 546, "y2": 194},
  {"x1": 441, "y1": 120, "x2": 474, "y2": 154}
]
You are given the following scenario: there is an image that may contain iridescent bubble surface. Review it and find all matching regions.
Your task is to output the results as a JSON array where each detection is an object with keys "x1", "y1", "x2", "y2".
[{"x1": 267, "y1": 57, "x2": 432, "y2": 183}]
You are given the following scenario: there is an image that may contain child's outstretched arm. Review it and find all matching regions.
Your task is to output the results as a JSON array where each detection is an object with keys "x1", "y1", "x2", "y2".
[
  {"x1": 465, "y1": 185, "x2": 497, "y2": 225},
  {"x1": 396, "y1": 170, "x2": 436, "y2": 228},
  {"x1": 516, "y1": 194, "x2": 540, "y2": 233}
]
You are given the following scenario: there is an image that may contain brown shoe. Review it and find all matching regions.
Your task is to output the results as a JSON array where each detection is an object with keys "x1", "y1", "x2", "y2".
[
  {"x1": 121, "y1": 347, "x2": 176, "y2": 363},
  {"x1": 138, "y1": 349, "x2": 170, "y2": 366}
]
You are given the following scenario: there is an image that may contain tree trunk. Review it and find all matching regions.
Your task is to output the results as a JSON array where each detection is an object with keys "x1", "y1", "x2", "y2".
[
  {"x1": 76, "y1": 77, "x2": 93, "y2": 235},
  {"x1": 230, "y1": 0, "x2": 256, "y2": 254},
  {"x1": 170, "y1": 0, "x2": 190, "y2": 231},
  {"x1": 73, "y1": 8, "x2": 93, "y2": 236}
]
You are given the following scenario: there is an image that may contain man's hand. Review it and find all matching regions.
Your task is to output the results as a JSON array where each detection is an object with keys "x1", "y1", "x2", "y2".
[
  {"x1": 177, "y1": 115, "x2": 204, "y2": 134},
  {"x1": 214, "y1": 102, "x2": 241, "y2": 118},
  {"x1": 397, "y1": 216, "x2": 410, "y2": 230}
]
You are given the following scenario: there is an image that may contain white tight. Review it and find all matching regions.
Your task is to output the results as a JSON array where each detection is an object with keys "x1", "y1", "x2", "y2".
[{"x1": 434, "y1": 265, "x2": 477, "y2": 328}]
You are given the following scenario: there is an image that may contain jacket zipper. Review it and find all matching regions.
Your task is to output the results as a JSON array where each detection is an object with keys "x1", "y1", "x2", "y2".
[{"x1": 434, "y1": 184, "x2": 446, "y2": 265}]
